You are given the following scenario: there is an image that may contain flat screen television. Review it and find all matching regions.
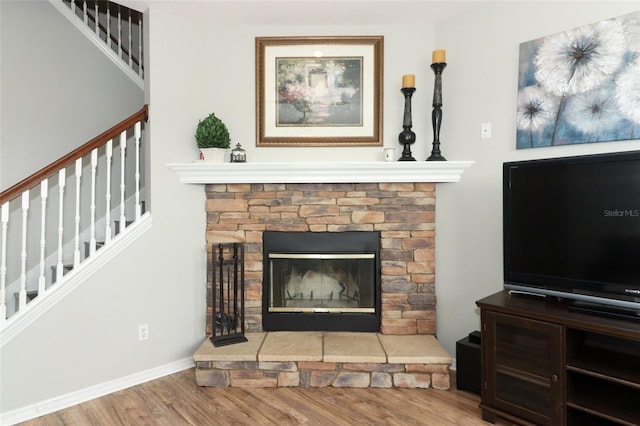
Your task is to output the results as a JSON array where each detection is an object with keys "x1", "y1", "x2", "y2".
[{"x1": 503, "y1": 150, "x2": 640, "y2": 318}]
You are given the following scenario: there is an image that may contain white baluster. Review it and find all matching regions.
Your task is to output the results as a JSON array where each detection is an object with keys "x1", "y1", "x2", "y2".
[
  {"x1": 138, "y1": 15, "x2": 143, "y2": 77},
  {"x1": 94, "y1": 2, "x2": 99, "y2": 36},
  {"x1": 56, "y1": 169, "x2": 66, "y2": 284},
  {"x1": 82, "y1": 0, "x2": 88, "y2": 25},
  {"x1": 0, "y1": 203, "x2": 9, "y2": 324},
  {"x1": 117, "y1": 6, "x2": 122, "y2": 58},
  {"x1": 38, "y1": 179, "x2": 48, "y2": 295},
  {"x1": 89, "y1": 149, "x2": 98, "y2": 255},
  {"x1": 128, "y1": 13, "x2": 133, "y2": 66},
  {"x1": 73, "y1": 158, "x2": 82, "y2": 266},
  {"x1": 119, "y1": 131, "x2": 127, "y2": 231},
  {"x1": 105, "y1": 140, "x2": 113, "y2": 242},
  {"x1": 106, "y1": 6, "x2": 111, "y2": 50},
  {"x1": 134, "y1": 122, "x2": 142, "y2": 219},
  {"x1": 19, "y1": 191, "x2": 29, "y2": 311}
]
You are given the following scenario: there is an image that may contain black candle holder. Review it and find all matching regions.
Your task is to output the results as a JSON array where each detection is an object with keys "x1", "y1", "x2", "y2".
[
  {"x1": 398, "y1": 87, "x2": 416, "y2": 161},
  {"x1": 427, "y1": 62, "x2": 447, "y2": 161}
]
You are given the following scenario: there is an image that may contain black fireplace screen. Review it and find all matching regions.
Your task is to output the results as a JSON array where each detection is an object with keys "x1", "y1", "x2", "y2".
[{"x1": 262, "y1": 231, "x2": 381, "y2": 332}]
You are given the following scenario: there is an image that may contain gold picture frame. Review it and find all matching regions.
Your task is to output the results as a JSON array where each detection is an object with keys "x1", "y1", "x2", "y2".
[{"x1": 256, "y1": 36, "x2": 383, "y2": 147}]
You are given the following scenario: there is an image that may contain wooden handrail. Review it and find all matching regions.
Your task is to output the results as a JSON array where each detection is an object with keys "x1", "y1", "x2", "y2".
[{"x1": 0, "y1": 104, "x2": 148, "y2": 205}]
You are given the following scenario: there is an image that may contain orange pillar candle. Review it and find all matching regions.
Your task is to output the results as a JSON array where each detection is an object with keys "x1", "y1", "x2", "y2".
[
  {"x1": 432, "y1": 49, "x2": 446, "y2": 64},
  {"x1": 402, "y1": 74, "x2": 415, "y2": 88}
]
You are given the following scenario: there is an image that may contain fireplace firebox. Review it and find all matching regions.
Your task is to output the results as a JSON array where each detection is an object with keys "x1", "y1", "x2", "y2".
[{"x1": 262, "y1": 231, "x2": 381, "y2": 332}]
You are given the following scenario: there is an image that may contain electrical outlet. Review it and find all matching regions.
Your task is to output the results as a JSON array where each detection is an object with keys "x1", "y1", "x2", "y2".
[
  {"x1": 138, "y1": 324, "x2": 149, "y2": 341},
  {"x1": 481, "y1": 122, "x2": 492, "y2": 139}
]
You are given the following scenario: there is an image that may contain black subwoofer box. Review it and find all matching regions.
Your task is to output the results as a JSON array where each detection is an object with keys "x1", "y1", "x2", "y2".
[{"x1": 456, "y1": 330, "x2": 481, "y2": 394}]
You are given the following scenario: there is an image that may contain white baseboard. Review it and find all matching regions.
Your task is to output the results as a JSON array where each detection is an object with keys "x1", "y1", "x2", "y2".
[{"x1": 1, "y1": 356, "x2": 194, "y2": 425}]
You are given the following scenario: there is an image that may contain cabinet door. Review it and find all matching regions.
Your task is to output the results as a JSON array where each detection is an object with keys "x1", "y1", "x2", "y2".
[{"x1": 482, "y1": 311, "x2": 564, "y2": 425}]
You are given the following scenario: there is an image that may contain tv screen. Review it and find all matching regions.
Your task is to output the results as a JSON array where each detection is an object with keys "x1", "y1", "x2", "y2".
[{"x1": 503, "y1": 150, "x2": 640, "y2": 314}]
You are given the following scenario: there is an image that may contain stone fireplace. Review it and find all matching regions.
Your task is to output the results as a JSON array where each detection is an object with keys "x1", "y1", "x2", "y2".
[
  {"x1": 169, "y1": 161, "x2": 473, "y2": 389},
  {"x1": 205, "y1": 181, "x2": 439, "y2": 336}
]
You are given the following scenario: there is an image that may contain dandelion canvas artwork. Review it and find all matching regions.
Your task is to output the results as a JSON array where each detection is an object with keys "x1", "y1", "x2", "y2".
[
  {"x1": 276, "y1": 57, "x2": 362, "y2": 127},
  {"x1": 516, "y1": 11, "x2": 640, "y2": 149}
]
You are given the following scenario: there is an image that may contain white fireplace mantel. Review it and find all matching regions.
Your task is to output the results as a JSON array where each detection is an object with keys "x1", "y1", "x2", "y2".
[{"x1": 166, "y1": 161, "x2": 474, "y2": 184}]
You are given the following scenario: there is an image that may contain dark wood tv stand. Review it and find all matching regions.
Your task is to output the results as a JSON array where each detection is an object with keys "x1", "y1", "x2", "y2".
[{"x1": 476, "y1": 290, "x2": 640, "y2": 426}]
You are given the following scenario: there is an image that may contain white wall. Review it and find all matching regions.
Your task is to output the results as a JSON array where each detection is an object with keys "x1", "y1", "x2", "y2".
[
  {"x1": 434, "y1": 1, "x2": 640, "y2": 357},
  {"x1": 2, "y1": 0, "x2": 640, "y2": 418},
  {"x1": 173, "y1": 24, "x2": 436, "y2": 164},
  {"x1": 0, "y1": 0, "x2": 143, "y2": 191}
]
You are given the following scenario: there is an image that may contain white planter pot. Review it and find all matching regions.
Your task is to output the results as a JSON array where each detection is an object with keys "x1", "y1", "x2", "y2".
[{"x1": 200, "y1": 148, "x2": 227, "y2": 163}]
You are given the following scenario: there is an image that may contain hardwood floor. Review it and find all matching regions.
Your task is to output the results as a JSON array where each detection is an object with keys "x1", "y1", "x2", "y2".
[{"x1": 19, "y1": 369, "x2": 514, "y2": 425}]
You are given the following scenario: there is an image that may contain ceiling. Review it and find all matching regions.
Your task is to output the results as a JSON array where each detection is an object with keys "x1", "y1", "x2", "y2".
[{"x1": 118, "y1": 0, "x2": 487, "y2": 25}]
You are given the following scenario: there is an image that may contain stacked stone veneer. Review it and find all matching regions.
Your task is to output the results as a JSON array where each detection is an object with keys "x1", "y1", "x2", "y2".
[
  {"x1": 196, "y1": 359, "x2": 450, "y2": 389},
  {"x1": 205, "y1": 182, "x2": 437, "y2": 336}
]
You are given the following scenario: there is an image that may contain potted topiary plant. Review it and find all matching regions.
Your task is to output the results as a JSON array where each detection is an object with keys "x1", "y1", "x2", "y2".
[{"x1": 195, "y1": 112, "x2": 231, "y2": 162}]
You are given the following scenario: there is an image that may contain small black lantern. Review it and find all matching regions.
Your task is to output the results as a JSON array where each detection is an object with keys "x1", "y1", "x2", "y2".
[{"x1": 230, "y1": 143, "x2": 246, "y2": 163}]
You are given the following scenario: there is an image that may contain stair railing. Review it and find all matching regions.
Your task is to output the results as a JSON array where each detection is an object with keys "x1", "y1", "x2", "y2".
[
  {"x1": 51, "y1": 0, "x2": 144, "y2": 87},
  {"x1": 0, "y1": 105, "x2": 149, "y2": 328}
]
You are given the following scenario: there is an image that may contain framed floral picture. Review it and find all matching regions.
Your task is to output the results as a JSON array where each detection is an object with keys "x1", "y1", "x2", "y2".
[
  {"x1": 516, "y1": 11, "x2": 640, "y2": 149},
  {"x1": 256, "y1": 36, "x2": 383, "y2": 147}
]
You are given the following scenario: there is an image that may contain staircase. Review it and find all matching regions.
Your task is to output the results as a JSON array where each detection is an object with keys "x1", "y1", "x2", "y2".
[
  {"x1": 0, "y1": 2, "x2": 155, "y2": 423},
  {"x1": 50, "y1": 0, "x2": 144, "y2": 88},
  {"x1": 0, "y1": 105, "x2": 150, "y2": 348},
  {"x1": 0, "y1": 0, "x2": 148, "y2": 347}
]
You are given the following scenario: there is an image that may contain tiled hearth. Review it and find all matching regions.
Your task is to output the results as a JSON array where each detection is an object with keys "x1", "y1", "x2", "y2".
[
  {"x1": 168, "y1": 161, "x2": 472, "y2": 389},
  {"x1": 194, "y1": 332, "x2": 452, "y2": 389}
]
